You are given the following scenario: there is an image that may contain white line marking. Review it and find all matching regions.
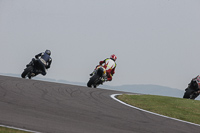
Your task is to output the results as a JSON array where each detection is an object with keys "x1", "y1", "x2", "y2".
[
  {"x1": 0, "y1": 124, "x2": 41, "y2": 133},
  {"x1": 110, "y1": 94, "x2": 200, "y2": 127}
]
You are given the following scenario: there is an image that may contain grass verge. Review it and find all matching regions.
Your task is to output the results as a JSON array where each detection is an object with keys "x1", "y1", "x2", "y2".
[
  {"x1": 0, "y1": 126, "x2": 30, "y2": 133},
  {"x1": 117, "y1": 94, "x2": 200, "y2": 125}
]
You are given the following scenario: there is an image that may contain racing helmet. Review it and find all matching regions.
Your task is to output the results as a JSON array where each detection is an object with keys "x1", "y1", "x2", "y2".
[
  {"x1": 110, "y1": 54, "x2": 117, "y2": 61},
  {"x1": 45, "y1": 50, "x2": 51, "y2": 55}
]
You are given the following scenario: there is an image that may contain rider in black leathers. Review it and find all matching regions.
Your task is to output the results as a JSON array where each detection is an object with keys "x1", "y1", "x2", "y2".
[{"x1": 27, "y1": 50, "x2": 52, "y2": 78}]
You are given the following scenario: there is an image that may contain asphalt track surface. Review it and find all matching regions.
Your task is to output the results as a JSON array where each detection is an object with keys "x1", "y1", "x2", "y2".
[{"x1": 0, "y1": 75, "x2": 200, "y2": 133}]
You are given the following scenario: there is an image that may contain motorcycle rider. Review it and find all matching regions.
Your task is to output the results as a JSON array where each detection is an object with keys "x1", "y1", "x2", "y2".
[
  {"x1": 27, "y1": 50, "x2": 52, "y2": 78},
  {"x1": 90, "y1": 54, "x2": 117, "y2": 83},
  {"x1": 188, "y1": 75, "x2": 200, "y2": 94}
]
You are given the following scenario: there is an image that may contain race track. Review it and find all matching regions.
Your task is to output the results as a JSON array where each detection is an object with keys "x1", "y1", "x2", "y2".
[{"x1": 0, "y1": 75, "x2": 200, "y2": 133}]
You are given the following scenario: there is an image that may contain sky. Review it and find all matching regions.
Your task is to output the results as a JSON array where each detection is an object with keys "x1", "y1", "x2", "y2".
[{"x1": 0, "y1": 0, "x2": 200, "y2": 90}]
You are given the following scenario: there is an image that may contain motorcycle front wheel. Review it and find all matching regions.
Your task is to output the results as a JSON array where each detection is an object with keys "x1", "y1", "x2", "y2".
[
  {"x1": 183, "y1": 88, "x2": 195, "y2": 99},
  {"x1": 87, "y1": 75, "x2": 100, "y2": 88},
  {"x1": 21, "y1": 66, "x2": 33, "y2": 78}
]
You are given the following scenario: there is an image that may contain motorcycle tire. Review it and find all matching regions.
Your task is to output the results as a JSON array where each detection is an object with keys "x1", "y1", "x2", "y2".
[
  {"x1": 190, "y1": 93, "x2": 199, "y2": 100},
  {"x1": 183, "y1": 88, "x2": 195, "y2": 99},
  {"x1": 87, "y1": 75, "x2": 100, "y2": 87},
  {"x1": 21, "y1": 66, "x2": 33, "y2": 78}
]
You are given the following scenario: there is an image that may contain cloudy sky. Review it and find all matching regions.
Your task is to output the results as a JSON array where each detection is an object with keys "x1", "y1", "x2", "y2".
[{"x1": 0, "y1": 0, "x2": 200, "y2": 90}]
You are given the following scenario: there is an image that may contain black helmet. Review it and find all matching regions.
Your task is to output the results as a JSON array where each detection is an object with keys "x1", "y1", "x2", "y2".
[{"x1": 45, "y1": 50, "x2": 51, "y2": 55}]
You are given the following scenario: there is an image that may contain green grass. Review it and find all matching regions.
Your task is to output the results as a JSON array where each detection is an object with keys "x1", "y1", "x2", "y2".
[
  {"x1": 0, "y1": 127, "x2": 29, "y2": 133},
  {"x1": 117, "y1": 94, "x2": 200, "y2": 124}
]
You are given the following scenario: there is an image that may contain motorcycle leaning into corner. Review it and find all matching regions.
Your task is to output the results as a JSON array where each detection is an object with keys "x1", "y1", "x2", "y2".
[
  {"x1": 87, "y1": 65, "x2": 107, "y2": 88},
  {"x1": 21, "y1": 58, "x2": 46, "y2": 79},
  {"x1": 183, "y1": 75, "x2": 200, "y2": 100}
]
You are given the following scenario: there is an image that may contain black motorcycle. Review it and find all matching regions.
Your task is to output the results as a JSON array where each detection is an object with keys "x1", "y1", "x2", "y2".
[
  {"x1": 183, "y1": 76, "x2": 200, "y2": 100},
  {"x1": 87, "y1": 66, "x2": 107, "y2": 88},
  {"x1": 21, "y1": 58, "x2": 42, "y2": 79},
  {"x1": 183, "y1": 87, "x2": 199, "y2": 100}
]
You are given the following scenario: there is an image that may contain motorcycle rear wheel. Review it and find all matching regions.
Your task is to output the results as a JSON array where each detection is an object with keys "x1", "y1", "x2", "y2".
[{"x1": 21, "y1": 66, "x2": 33, "y2": 78}]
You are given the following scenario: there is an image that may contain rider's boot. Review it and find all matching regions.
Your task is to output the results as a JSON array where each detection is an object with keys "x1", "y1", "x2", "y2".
[{"x1": 28, "y1": 73, "x2": 35, "y2": 79}]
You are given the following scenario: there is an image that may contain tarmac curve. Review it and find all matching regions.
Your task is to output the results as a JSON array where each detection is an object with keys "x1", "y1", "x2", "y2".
[{"x1": 0, "y1": 75, "x2": 200, "y2": 133}]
